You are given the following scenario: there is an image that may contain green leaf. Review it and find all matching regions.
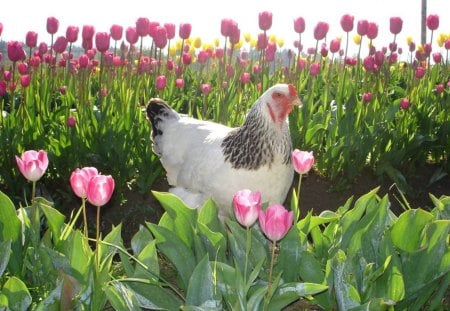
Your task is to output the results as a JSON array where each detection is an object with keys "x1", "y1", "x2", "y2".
[
  {"x1": 2, "y1": 276, "x2": 32, "y2": 311},
  {"x1": 146, "y1": 222, "x2": 196, "y2": 290},
  {"x1": 197, "y1": 222, "x2": 227, "y2": 262},
  {"x1": 269, "y1": 282, "x2": 328, "y2": 310},
  {"x1": 390, "y1": 209, "x2": 434, "y2": 252},
  {"x1": 39, "y1": 199, "x2": 65, "y2": 244},
  {"x1": 0, "y1": 240, "x2": 11, "y2": 277},
  {"x1": 131, "y1": 224, "x2": 154, "y2": 256},
  {"x1": 133, "y1": 240, "x2": 159, "y2": 280},
  {"x1": 127, "y1": 281, "x2": 183, "y2": 310},
  {"x1": 99, "y1": 224, "x2": 123, "y2": 268},
  {"x1": 332, "y1": 250, "x2": 361, "y2": 310},
  {"x1": 276, "y1": 225, "x2": 305, "y2": 282},
  {"x1": 104, "y1": 281, "x2": 143, "y2": 311},
  {"x1": 0, "y1": 191, "x2": 22, "y2": 274},
  {"x1": 186, "y1": 255, "x2": 218, "y2": 307}
]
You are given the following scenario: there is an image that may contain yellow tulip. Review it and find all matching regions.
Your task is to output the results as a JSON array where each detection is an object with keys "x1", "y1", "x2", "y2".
[
  {"x1": 169, "y1": 45, "x2": 178, "y2": 57},
  {"x1": 269, "y1": 34, "x2": 277, "y2": 43},
  {"x1": 353, "y1": 35, "x2": 361, "y2": 45},
  {"x1": 214, "y1": 38, "x2": 220, "y2": 47},
  {"x1": 234, "y1": 40, "x2": 243, "y2": 49},
  {"x1": 244, "y1": 32, "x2": 252, "y2": 43},
  {"x1": 437, "y1": 33, "x2": 447, "y2": 47},
  {"x1": 417, "y1": 44, "x2": 424, "y2": 53},
  {"x1": 193, "y1": 37, "x2": 202, "y2": 49},
  {"x1": 406, "y1": 36, "x2": 414, "y2": 46},
  {"x1": 250, "y1": 38, "x2": 257, "y2": 48}
]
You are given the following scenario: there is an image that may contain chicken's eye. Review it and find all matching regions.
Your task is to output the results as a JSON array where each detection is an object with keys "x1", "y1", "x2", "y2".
[{"x1": 274, "y1": 92, "x2": 283, "y2": 97}]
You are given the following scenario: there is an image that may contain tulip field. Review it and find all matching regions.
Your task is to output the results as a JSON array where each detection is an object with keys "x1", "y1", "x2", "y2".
[{"x1": 0, "y1": 11, "x2": 449, "y2": 310}]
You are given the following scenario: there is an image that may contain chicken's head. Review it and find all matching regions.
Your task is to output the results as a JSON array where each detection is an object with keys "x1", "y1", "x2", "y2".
[{"x1": 261, "y1": 83, "x2": 302, "y2": 124}]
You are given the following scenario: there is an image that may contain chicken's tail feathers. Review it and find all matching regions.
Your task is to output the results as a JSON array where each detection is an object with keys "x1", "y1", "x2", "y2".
[{"x1": 146, "y1": 98, "x2": 177, "y2": 139}]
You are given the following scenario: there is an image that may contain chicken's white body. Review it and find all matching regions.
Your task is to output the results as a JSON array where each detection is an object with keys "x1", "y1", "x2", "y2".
[{"x1": 147, "y1": 84, "x2": 301, "y2": 218}]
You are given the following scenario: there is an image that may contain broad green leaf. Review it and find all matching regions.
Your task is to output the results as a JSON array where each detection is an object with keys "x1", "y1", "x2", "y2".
[
  {"x1": 390, "y1": 209, "x2": 434, "y2": 252},
  {"x1": 104, "y1": 281, "x2": 144, "y2": 311},
  {"x1": 127, "y1": 281, "x2": 183, "y2": 310},
  {"x1": 99, "y1": 224, "x2": 123, "y2": 269},
  {"x1": 2, "y1": 276, "x2": 32, "y2": 311},
  {"x1": 186, "y1": 255, "x2": 217, "y2": 306},
  {"x1": 332, "y1": 250, "x2": 360, "y2": 310},
  {"x1": 0, "y1": 191, "x2": 22, "y2": 274},
  {"x1": 276, "y1": 225, "x2": 305, "y2": 282},
  {"x1": 197, "y1": 198, "x2": 224, "y2": 235},
  {"x1": 297, "y1": 251, "x2": 325, "y2": 284},
  {"x1": 0, "y1": 240, "x2": 11, "y2": 277},
  {"x1": 131, "y1": 224, "x2": 154, "y2": 256},
  {"x1": 270, "y1": 282, "x2": 328, "y2": 310},
  {"x1": 197, "y1": 222, "x2": 227, "y2": 262},
  {"x1": 146, "y1": 222, "x2": 196, "y2": 290},
  {"x1": 39, "y1": 200, "x2": 65, "y2": 245},
  {"x1": 133, "y1": 240, "x2": 159, "y2": 280}
]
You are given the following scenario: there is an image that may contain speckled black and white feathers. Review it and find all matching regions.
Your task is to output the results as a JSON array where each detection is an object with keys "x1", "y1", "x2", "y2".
[{"x1": 221, "y1": 99, "x2": 292, "y2": 170}]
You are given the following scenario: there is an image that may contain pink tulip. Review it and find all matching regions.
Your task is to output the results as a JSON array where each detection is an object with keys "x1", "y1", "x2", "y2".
[
  {"x1": 221, "y1": 18, "x2": 237, "y2": 37},
  {"x1": 53, "y1": 36, "x2": 68, "y2": 54},
  {"x1": 309, "y1": 62, "x2": 320, "y2": 77},
  {"x1": 367, "y1": 22, "x2": 378, "y2": 40},
  {"x1": 0, "y1": 23, "x2": 3, "y2": 37},
  {"x1": 233, "y1": 189, "x2": 261, "y2": 227},
  {"x1": 432, "y1": 52, "x2": 442, "y2": 63},
  {"x1": 258, "y1": 204, "x2": 293, "y2": 242},
  {"x1": 148, "y1": 21, "x2": 160, "y2": 38},
  {"x1": 445, "y1": 39, "x2": 450, "y2": 50},
  {"x1": 329, "y1": 39, "x2": 341, "y2": 53},
  {"x1": 229, "y1": 27, "x2": 240, "y2": 45},
  {"x1": 136, "y1": 17, "x2": 150, "y2": 37},
  {"x1": 26, "y1": 31, "x2": 38, "y2": 48},
  {"x1": 258, "y1": 11, "x2": 273, "y2": 31},
  {"x1": 70, "y1": 167, "x2": 98, "y2": 199},
  {"x1": 3, "y1": 71, "x2": 11, "y2": 81},
  {"x1": 179, "y1": 23, "x2": 192, "y2": 39},
  {"x1": 293, "y1": 17, "x2": 305, "y2": 34},
  {"x1": 67, "y1": 115, "x2": 76, "y2": 127},
  {"x1": 7, "y1": 41, "x2": 26, "y2": 62},
  {"x1": 46, "y1": 16, "x2": 59, "y2": 35},
  {"x1": 201, "y1": 83, "x2": 211, "y2": 95},
  {"x1": 66, "y1": 26, "x2": 79, "y2": 43},
  {"x1": 426, "y1": 14, "x2": 439, "y2": 31},
  {"x1": 0, "y1": 81, "x2": 6, "y2": 96},
  {"x1": 415, "y1": 66, "x2": 426, "y2": 79},
  {"x1": 357, "y1": 20, "x2": 368, "y2": 36},
  {"x1": 389, "y1": 17, "x2": 403, "y2": 35},
  {"x1": 156, "y1": 75, "x2": 167, "y2": 90},
  {"x1": 340, "y1": 14, "x2": 354, "y2": 32},
  {"x1": 240, "y1": 72, "x2": 251, "y2": 84},
  {"x1": 257, "y1": 33, "x2": 268, "y2": 50},
  {"x1": 435, "y1": 84, "x2": 445, "y2": 94},
  {"x1": 164, "y1": 23, "x2": 176, "y2": 40},
  {"x1": 362, "y1": 92, "x2": 372, "y2": 103},
  {"x1": 175, "y1": 78, "x2": 185, "y2": 88},
  {"x1": 18, "y1": 63, "x2": 28, "y2": 75},
  {"x1": 125, "y1": 26, "x2": 139, "y2": 45},
  {"x1": 182, "y1": 52, "x2": 192, "y2": 65},
  {"x1": 20, "y1": 75, "x2": 31, "y2": 87},
  {"x1": 154, "y1": 26, "x2": 168, "y2": 49},
  {"x1": 110, "y1": 24, "x2": 123, "y2": 41},
  {"x1": 292, "y1": 149, "x2": 314, "y2": 175},
  {"x1": 313, "y1": 22, "x2": 329, "y2": 40},
  {"x1": 82, "y1": 25, "x2": 95, "y2": 41},
  {"x1": 95, "y1": 32, "x2": 110, "y2": 52},
  {"x1": 16, "y1": 150, "x2": 49, "y2": 182},
  {"x1": 400, "y1": 98, "x2": 410, "y2": 110},
  {"x1": 86, "y1": 174, "x2": 115, "y2": 207}
]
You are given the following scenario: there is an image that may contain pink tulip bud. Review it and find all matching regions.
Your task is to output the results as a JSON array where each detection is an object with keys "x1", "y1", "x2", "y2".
[
  {"x1": 293, "y1": 17, "x2": 305, "y2": 34},
  {"x1": 309, "y1": 62, "x2": 320, "y2": 77},
  {"x1": 432, "y1": 52, "x2": 442, "y2": 63},
  {"x1": 258, "y1": 204, "x2": 293, "y2": 242},
  {"x1": 0, "y1": 23, "x2": 3, "y2": 37},
  {"x1": 164, "y1": 23, "x2": 176, "y2": 40},
  {"x1": 179, "y1": 23, "x2": 192, "y2": 39},
  {"x1": 257, "y1": 33, "x2": 268, "y2": 50},
  {"x1": 329, "y1": 39, "x2": 341, "y2": 53},
  {"x1": 400, "y1": 98, "x2": 410, "y2": 110},
  {"x1": 3, "y1": 71, "x2": 11, "y2": 81},
  {"x1": 297, "y1": 58, "x2": 306, "y2": 70},
  {"x1": 240, "y1": 72, "x2": 251, "y2": 84},
  {"x1": 18, "y1": 62, "x2": 28, "y2": 75},
  {"x1": 435, "y1": 84, "x2": 444, "y2": 94},
  {"x1": 313, "y1": 21, "x2": 329, "y2": 40},
  {"x1": 340, "y1": 14, "x2": 354, "y2": 32},
  {"x1": 258, "y1": 11, "x2": 273, "y2": 31},
  {"x1": 156, "y1": 75, "x2": 167, "y2": 90},
  {"x1": 7, "y1": 41, "x2": 26, "y2": 62},
  {"x1": 445, "y1": 39, "x2": 450, "y2": 50},
  {"x1": 82, "y1": 25, "x2": 95, "y2": 41},
  {"x1": 125, "y1": 26, "x2": 139, "y2": 45},
  {"x1": 110, "y1": 24, "x2": 123, "y2": 41},
  {"x1": 175, "y1": 78, "x2": 185, "y2": 88},
  {"x1": 362, "y1": 92, "x2": 372, "y2": 103},
  {"x1": 367, "y1": 22, "x2": 378, "y2": 40},
  {"x1": 357, "y1": 20, "x2": 368, "y2": 36},
  {"x1": 229, "y1": 27, "x2": 240, "y2": 45},
  {"x1": 70, "y1": 167, "x2": 98, "y2": 199},
  {"x1": 53, "y1": 36, "x2": 68, "y2": 54},
  {"x1": 46, "y1": 16, "x2": 59, "y2": 35},
  {"x1": 201, "y1": 83, "x2": 211, "y2": 95},
  {"x1": 221, "y1": 18, "x2": 236, "y2": 37},
  {"x1": 95, "y1": 32, "x2": 110, "y2": 52},
  {"x1": 136, "y1": 17, "x2": 150, "y2": 37},
  {"x1": 0, "y1": 81, "x2": 6, "y2": 96},
  {"x1": 26, "y1": 31, "x2": 38, "y2": 48},
  {"x1": 389, "y1": 17, "x2": 403, "y2": 35},
  {"x1": 20, "y1": 75, "x2": 31, "y2": 88},
  {"x1": 67, "y1": 115, "x2": 76, "y2": 127},
  {"x1": 426, "y1": 14, "x2": 439, "y2": 31},
  {"x1": 79, "y1": 54, "x2": 89, "y2": 68},
  {"x1": 415, "y1": 66, "x2": 426, "y2": 79},
  {"x1": 292, "y1": 149, "x2": 314, "y2": 174},
  {"x1": 182, "y1": 52, "x2": 192, "y2": 65},
  {"x1": 86, "y1": 174, "x2": 115, "y2": 207},
  {"x1": 154, "y1": 26, "x2": 168, "y2": 49},
  {"x1": 233, "y1": 189, "x2": 261, "y2": 227},
  {"x1": 16, "y1": 150, "x2": 49, "y2": 182},
  {"x1": 66, "y1": 26, "x2": 79, "y2": 43}
]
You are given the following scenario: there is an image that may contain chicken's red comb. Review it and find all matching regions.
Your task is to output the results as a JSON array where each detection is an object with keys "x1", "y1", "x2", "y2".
[{"x1": 288, "y1": 84, "x2": 297, "y2": 97}]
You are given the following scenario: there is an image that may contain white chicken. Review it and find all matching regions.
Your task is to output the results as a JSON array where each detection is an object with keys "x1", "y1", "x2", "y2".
[{"x1": 146, "y1": 83, "x2": 302, "y2": 218}]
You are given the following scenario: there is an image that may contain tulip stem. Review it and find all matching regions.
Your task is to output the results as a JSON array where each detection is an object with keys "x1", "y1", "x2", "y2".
[
  {"x1": 95, "y1": 205, "x2": 101, "y2": 270},
  {"x1": 244, "y1": 227, "x2": 251, "y2": 285},
  {"x1": 82, "y1": 198, "x2": 88, "y2": 237},
  {"x1": 264, "y1": 240, "x2": 277, "y2": 310}
]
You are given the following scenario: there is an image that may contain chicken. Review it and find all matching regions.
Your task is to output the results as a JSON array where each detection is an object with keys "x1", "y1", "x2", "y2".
[{"x1": 146, "y1": 83, "x2": 302, "y2": 218}]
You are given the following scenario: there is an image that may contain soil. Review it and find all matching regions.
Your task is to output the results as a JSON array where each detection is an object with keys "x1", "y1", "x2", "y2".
[{"x1": 97, "y1": 164, "x2": 450, "y2": 242}]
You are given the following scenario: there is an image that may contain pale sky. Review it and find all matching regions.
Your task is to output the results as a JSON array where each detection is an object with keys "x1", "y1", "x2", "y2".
[{"x1": 1, "y1": 0, "x2": 449, "y2": 56}]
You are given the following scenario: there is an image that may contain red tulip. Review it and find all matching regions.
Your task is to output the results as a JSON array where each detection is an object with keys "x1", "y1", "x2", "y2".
[
  {"x1": 86, "y1": 174, "x2": 115, "y2": 207},
  {"x1": 136, "y1": 17, "x2": 150, "y2": 37},
  {"x1": 258, "y1": 204, "x2": 293, "y2": 242},
  {"x1": 362, "y1": 92, "x2": 372, "y2": 103},
  {"x1": 389, "y1": 17, "x2": 403, "y2": 35},
  {"x1": 313, "y1": 21, "x2": 329, "y2": 40},
  {"x1": 53, "y1": 36, "x2": 68, "y2": 53},
  {"x1": 426, "y1": 14, "x2": 439, "y2": 31},
  {"x1": 292, "y1": 149, "x2": 314, "y2": 175},
  {"x1": 156, "y1": 75, "x2": 167, "y2": 90},
  {"x1": 7, "y1": 41, "x2": 26, "y2": 62},
  {"x1": 67, "y1": 116, "x2": 76, "y2": 128},
  {"x1": 125, "y1": 26, "x2": 139, "y2": 45},
  {"x1": 357, "y1": 20, "x2": 368, "y2": 36},
  {"x1": 95, "y1": 32, "x2": 110, "y2": 52},
  {"x1": 16, "y1": 150, "x2": 49, "y2": 182},
  {"x1": 340, "y1": 14, "x2": 354, "y2": 32},
  {"x1": 46, "y1": 16, "x2": 59, "y2": 35},
  {"x1": 17, "y1": 62, "x2": 28, "y2": 75},
  {"x1": 367, "y1": 22, "x2": 378, "y2": 40},
  {"x1": 294, "y1": 17, "x2": 305, "y2": 34},
  {"x1": 20, "y1": 74, "x2": 31, "y2": 87},
  {"x1": 258, "y1": 11, "x2": 273, "y2": 31},
  {"x1": 233, "y1": 189, "x2": 261, "y2": 227},
  {"x1": 400, "y1": 98, "x2": 410, "y2": 110},
  {"x1": 110, "y1": 24, "x2": 123, "y2": 41},
  {"x1": 66, "y1": 26, "x2": 79, "y2": 43},
  {"x1": 26, "y1": 31, "x2": 38, "y2": 48},
  {"x1": 179, "y1": 23, "x2": 192, "y2": 39},
  {"x1": 435, "y1": 84, "x2": 444, "y2": 94}
]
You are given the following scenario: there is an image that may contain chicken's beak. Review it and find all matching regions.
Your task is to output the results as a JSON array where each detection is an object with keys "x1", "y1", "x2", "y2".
[{"x1": 292, "y1": 97, "x2": 302, "y2": 107}]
